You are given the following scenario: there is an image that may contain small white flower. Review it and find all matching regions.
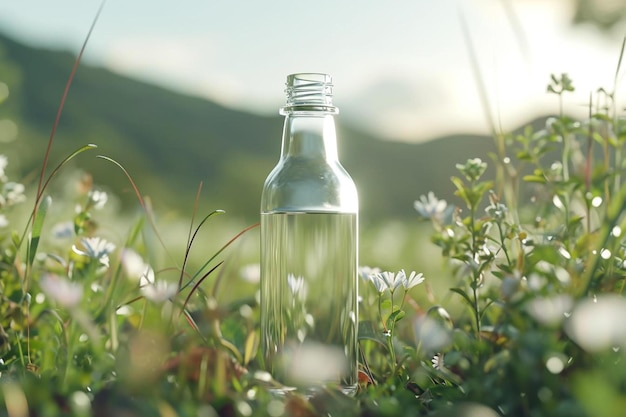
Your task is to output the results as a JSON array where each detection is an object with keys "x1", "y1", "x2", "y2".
[
  {"x1": 0, "y1": 155, "x2": 7, "y2": 180},
  {"x1": 0, "y1": 214, "x2": 8, "y2": 228},
  {"x1": 565, "y1": 294, "x2": 626, "y2": 352},
  {"x1": 402, "y1": 270, "x2": 425, "y2": 290},
  {"x1": 120, "y1": 248, "x2": 156, "y2": 290},
  {"x1": 359, "y1": 266, "x2": 381, "y2": 282},
  {"x1": 239, "y1": 263, "x2": 260, "y2": 284},
  {"x1": 88, "y1": 190, "x2": 108, "y2": 210},
  {"x1": 527, "y1": 294, "x2": 573, "y2": 327},
  {"x1": 485, "y1": 202, "x2": 508, "y2": 222},
  {"x1": 368, "y1": 273, "x2": 388, "y2": 293},
  {"x1": 51, "y1": 221, "x2": 74, "y2": 239},
  {"x1": 287, "y1": 274, "x2": 308, "y2": 299},
  {"x1": 283, "y1": 341, "x2": 347, "y2": 386},
  {"x1": 414, "y1": 314, "x2": 452, "y2": 353},
  {"x1": 414, "y1": 192, "x2": 449, "y2": 221},
  {"x1": 40, "y1": 274, "x2": 83, "y2": 309},
  {"x1": 72, "y1": 237, "x2": 116, "y2": 268},
  {"x1": 431, "y1": 353, "x2": 445, "y2": 370},
  {"x1": 383, "y1": 271, "x2": 404, "y2": 293},
  {"x1": 4, "y1": 182, "x2": 25, "y2": 205},
  {"x1": 140, "y1": 265, "x2": 155, "y2": 286},
  {"x1": 141, "y1": 280, "x2": 177, "y2": 303},
  {"x1": 370, "y1": 271, "x2": 406, "y2": 293}
]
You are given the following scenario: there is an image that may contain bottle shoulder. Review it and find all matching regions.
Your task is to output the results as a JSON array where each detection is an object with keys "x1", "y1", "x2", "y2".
[
  {"x1": 261, "y1": 157, "x2": 358, "y2": 213},
  {"x1": 263, "y1": 157, "x2": 356, "y2": 188}
]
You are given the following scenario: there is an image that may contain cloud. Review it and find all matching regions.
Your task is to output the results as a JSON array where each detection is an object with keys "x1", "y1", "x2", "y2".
[
  {"x1": 340, "y1": 74, "x2": 459, "y2": 141},
  {"x1": 102, "y1": 34, "x2": 246, "y2": 107}
]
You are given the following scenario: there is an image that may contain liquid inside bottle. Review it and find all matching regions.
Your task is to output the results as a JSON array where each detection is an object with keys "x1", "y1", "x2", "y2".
[
  {"x1": 260, "y1": 73, "x2": 358, "y2": 395},
  {"x1": 261, "y1": 211, "x2": 357, "y2": 393}
]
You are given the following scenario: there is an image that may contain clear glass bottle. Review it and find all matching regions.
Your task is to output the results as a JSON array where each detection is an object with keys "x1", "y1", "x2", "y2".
[{"x1": 260, "y1": 73, "x2": 358, "y2": 394}]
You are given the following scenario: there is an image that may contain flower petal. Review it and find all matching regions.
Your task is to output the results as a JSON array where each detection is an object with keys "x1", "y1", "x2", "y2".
[{"x1": 403, "y1": 271, "x2": 425, "y2": 290}]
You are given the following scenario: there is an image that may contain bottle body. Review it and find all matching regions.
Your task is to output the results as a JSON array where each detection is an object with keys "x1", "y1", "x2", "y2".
[{"x1": 260, "y1": 74, "x2": 358, "y2": 393}]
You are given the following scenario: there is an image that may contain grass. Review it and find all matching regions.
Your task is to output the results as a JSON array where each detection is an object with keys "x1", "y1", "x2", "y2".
[{"x1": 4, "y1": 4, "x2": 626, "y2": 417}]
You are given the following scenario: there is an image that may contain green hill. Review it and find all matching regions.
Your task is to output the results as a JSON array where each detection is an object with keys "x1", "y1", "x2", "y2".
[{"x1": 0, "y1": 33, "x2": 497, "y2": 223}]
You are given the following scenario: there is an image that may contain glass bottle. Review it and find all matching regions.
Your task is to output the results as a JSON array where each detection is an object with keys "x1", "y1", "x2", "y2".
[{"x1": 260, "y1": 73, "x2": 358, "y2": 394}]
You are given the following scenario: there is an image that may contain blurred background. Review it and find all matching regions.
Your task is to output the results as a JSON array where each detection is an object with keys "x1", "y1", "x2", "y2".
[{"x1": 0, "y1": 0, "x2": 625, "y2": 282}]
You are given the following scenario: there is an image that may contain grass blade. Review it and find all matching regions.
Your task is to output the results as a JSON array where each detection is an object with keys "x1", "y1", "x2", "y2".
[
  {"x1": 181, "y1": 261, "x2": 224, "y2": 313},
  {"x1": 180, "y1": 182, "x2": 205, "y2": 290},
  {"x1": 27, "y1": 195, "x2": 51, "y2": 267},
  {"x1": 243, "y1": 331, "x2": 260, "y2": 366},
  {"x1": 178, "y1": 209, "x2": 225, "y2": 291},
  {"x1": 498, "y1": 0, "x2": 531, "y2": 64},
  {"x1": 458, "y1": 10, "x2": 496, "y2": 138},
  {"x1": 96, "y1": 155, "x2": 178, "y2": 267},
  {"x1": 35, "y1": 0, "x2": 106, "y2": 203},
  {"x1": 190, "y1": 222, "x2": 259, "y2": 287},
  {"x1": 18, "y1": 145, "x2": 97, "y2": 252},
  {"x1": 613, "y1": 35, "x2": 626, "y2": 89}
]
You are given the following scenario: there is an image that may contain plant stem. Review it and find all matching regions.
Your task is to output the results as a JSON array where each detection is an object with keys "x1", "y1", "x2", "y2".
[
  {"x1": 388, "y1": 291, "x2": 397, "y2": 371},
  {"x1": 62, "y1": 318, "x2": 76, "y2": 392},
  {"x1": 497, "y1": 223, "x2": 512, "y2": 266},
  {"x1": 469, "y1": 202, "x2": 481, "y2": 336}
]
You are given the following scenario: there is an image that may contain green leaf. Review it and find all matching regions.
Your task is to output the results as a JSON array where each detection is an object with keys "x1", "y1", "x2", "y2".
[
  {"x1": 484, "y1": 349, "x2": 510, "y2": 372},
  {"x1": 28, "y1": 196, "x2": 51, "y2": 267},
  {"x1": 386, "y1": 309, "x2": 406, "y2": 329},
  {"x1": 450, "y1": 287, "x2": 474, "y2": 309},
  {"x1": 568, "y1": 215, "x2": 584, "y2": 229},
  {"x1": 523, "y1": 174, "x2": 547, "y2": 184},
  {"x1": 11, "y1": 230, "x2": 20, "y2": 249},
  {"x1": 243, "y1": 330, "x2": 259, "y2": 366},
  {"x1": 474, "y1": 180, "x2": 494, "y2": 198},
  {"x1": 451, "y1": 176, "x2": 470, "y2": 207},
  {"x1": 358, "y1": 320, "x2": 388, "y2": 349},
  {"x1": 73, "y1": 210, "x2": 91, "y2": 236}
]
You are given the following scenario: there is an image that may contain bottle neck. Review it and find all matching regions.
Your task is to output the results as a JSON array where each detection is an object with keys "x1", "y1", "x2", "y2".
[{"x1": 281, "y1": 112, "x2": 338, "y2": 161}]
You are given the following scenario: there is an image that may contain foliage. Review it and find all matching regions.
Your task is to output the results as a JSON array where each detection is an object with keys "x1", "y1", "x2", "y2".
[{"x1": 4, "y1": 19, "x2": 626, "y2": 416}]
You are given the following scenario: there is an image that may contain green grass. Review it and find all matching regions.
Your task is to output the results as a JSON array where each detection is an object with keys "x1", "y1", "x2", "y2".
[
  {"x1": 3, "y1": 70, "x2": 626, "y2": 416},
  {"x1": 4, "y1": 6, "x2": 626, "y2": 416}
]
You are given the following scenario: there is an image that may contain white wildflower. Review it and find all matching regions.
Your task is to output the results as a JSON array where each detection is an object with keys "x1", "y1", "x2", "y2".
[
  {"x1": 565, "y1": 294, "x2": 626, "y2": 352},
  {"x1": 376, "y1": 271, "x2": 404, "y2": 293},
  {"x1": 414, "y1": 192, "x2": 449, "y2": 221},
  {"x1": 239, "y1": 263, "x2": 260, "y2": 284},
  {"x1": 140, "y1": 280, "x2": 177, "y2": 303},
  {"x1": 0, "y1": 155, "x2": 7, "y2": 181},
  {"x1": 359, "y1": 265, "x2": 381, "y2": 282},
  {"x1": 527, "y1": 294, "x2": 573, "y2": 327},
  {"x1": 72, "y1": 237, "x2": 116, "y2": 268},
  {"x1": 485, "y1": 202, "x2": 508, "y2": 222},
  {"x1": 287, "y1": 274, "x2": 308, "y2": 299},
  {"x1": 0, "y1": 214, "x2": 8, "y2": 228},
  {"x1": 402, "y1": 270, "x2": 425, "y2": 290},
  {"x1": 368, "y1": 273, "x2": 388, "y2": 293},
  {"x1": 140, "y1": 265, "x2": 155, "y2": 286},
  {"x1": 120, "y1": 248, "x2": 154, "y2": 286},
  {"x1": 414, "y1": 314, "x2": 452, "y2": 353},
  {"x1": 88, "y1": 190, "x2": 108, "y2": 210},
  {"x1": 283, "y1": 341, "x2": 347, "y2": 386},
  {"x1": 4, "y1": 182, "x2": 25, "y2": 205},
  {"x1": 431, "y1": 353, "x2": 445, "y2": 370},
  {"x1": 51, "y1": 221, "x2": 74, "y2": 239},
  {"x1": 40, "y1": 274, "x2": 83, "y2": 309}
]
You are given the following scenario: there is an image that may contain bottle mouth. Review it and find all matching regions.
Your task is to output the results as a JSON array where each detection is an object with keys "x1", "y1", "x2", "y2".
[{"x1": 281, "y1": 73, "x2": 338, "y2": 114}]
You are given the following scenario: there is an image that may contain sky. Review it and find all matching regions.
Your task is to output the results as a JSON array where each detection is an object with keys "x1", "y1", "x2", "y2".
[{"x1": 1, "y1": 0, "x2": 625, "y2": 142}]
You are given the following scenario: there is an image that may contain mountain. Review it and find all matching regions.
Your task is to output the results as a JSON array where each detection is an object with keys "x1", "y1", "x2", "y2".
[{"x1": 0, "y1": 33, "x2": 497, "y2": 224}]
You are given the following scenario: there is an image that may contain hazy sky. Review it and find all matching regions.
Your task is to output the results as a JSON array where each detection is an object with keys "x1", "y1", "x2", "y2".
[{"x1": 1, "y1": 0, "x2": 625, "y2": 141}]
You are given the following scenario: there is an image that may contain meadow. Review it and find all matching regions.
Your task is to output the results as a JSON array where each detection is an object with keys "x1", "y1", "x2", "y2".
[{"x1": 3, "y1": 8, "x2": 626, "y2": 417}]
